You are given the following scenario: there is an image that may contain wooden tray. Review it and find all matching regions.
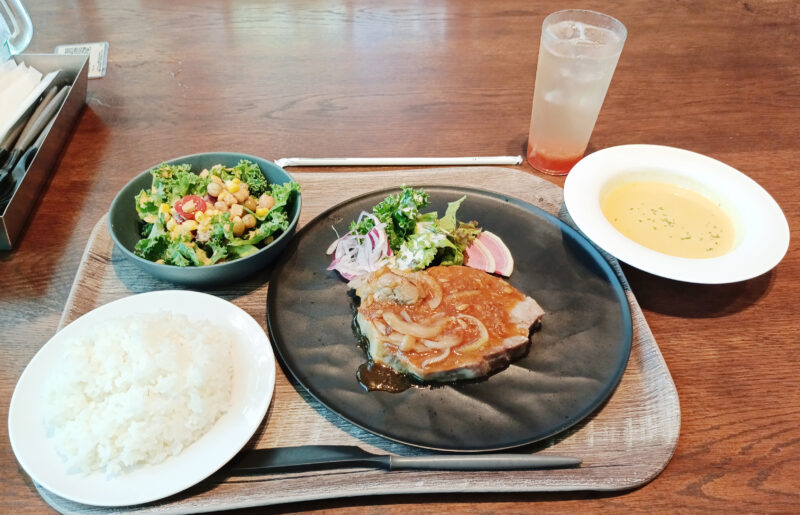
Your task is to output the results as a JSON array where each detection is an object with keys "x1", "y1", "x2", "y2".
[{"x1": 38, "y1": 167, "x2": 680, "y2": 514}]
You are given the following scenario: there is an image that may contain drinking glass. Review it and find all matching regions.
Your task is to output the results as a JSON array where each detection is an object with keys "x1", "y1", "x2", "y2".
[
  {"x1": 527, "y1": 10, "x2": 626, "y2": 175},
  {"x1": 1, "y1": 0, "x2": 33, "y2": 62}
]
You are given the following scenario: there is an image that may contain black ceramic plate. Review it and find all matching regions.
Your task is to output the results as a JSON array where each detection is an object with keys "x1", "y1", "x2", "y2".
[{"x1": 267, "y1": 186, "x2": 632, "y2": 452}]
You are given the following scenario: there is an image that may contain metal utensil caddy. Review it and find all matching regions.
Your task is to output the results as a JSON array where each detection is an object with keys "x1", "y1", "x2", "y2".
[{"x1": 0, "y1": 53, "x2": 88, "y2": 249}]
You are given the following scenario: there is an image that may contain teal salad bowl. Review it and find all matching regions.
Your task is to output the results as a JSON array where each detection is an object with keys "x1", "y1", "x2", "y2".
[{"x1": 108, "y1": 152, "x2": 301, "y2": 286}]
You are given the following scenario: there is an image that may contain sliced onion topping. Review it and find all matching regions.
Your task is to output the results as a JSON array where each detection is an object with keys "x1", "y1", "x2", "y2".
[
  {"x1": 453, "y1": 314, "x2": 489, "y2": 353},
  {"x1": 382, "y1": 311, "x2": 446, "y2": 339},
  {"x1": 422, "y1": 347, "x2": 450, "y2": 368},
  {"x1": 327, "y1": 212, "x2": 391, "y2": 280}
]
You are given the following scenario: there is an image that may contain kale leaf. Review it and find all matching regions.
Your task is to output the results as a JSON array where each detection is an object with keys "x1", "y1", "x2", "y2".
[
  {"x1": 235, "y1": 160, "x2": 269, "y2": 198},
  {"x1": 350, "y1": 185, "x2": 429, "y2": 252}
]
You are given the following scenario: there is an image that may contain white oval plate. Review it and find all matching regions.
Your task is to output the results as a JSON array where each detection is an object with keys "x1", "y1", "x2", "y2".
[
  {"x1": 8, "y1": 291, "x2": 275, "y2": 507},
  {"x1": 564, "y1": 144, "x2": 789, "y2": 284}
]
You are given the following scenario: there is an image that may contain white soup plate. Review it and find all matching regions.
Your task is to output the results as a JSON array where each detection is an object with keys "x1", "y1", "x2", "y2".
[{"x1": 564, "y1": 144, "x2": 789, "y2": 284}]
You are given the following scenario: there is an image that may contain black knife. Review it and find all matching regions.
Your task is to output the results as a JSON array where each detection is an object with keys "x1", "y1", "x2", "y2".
[{"x1": 225, "y1": 445, "x2": 581, "y2": 475}]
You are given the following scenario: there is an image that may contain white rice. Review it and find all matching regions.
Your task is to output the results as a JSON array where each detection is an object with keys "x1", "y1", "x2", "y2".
[{"x1": 41, "y1": 312, "x2": 233, "y2": 477}]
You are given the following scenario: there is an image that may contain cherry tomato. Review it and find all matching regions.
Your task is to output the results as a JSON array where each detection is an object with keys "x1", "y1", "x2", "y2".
[{"x1": 174, "y1": 195, "x2": 207, "y2": 221}]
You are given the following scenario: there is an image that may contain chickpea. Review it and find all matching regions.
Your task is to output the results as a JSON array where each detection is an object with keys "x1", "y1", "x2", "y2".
[
  {"x1": 214, "y1": 200, "x2": 228, "y2": 211},
  {"x1": 211, "y1": 175, "x2": 223, "y2": 185},
  {"x1": 242, "y1": 213, "x2": 257, "y2": 228},
  {"x1": 207, "y1": 182, "x2": 222, "y2": 197},
  {"x1": 233, "y1": 188, "x2": 249, "y2": 203},
  {"x1": 258, "y1": 194, "x2": 275, "y2": 210},
  {"x1": 225, "y1": 192, "x2": 237, "y2": 206},
  {"x1": 230, "y1": 203, "x2": 244, "y2": 217},
  {"x1": 232, "y1": 218, "x2": 246, "y2": 237},
  {"x1": 199, "y1": 169, "x2": 209, "y2": 178},
  {"x1": 244, "y1": 197, "x2": 258, "y2": 211}
]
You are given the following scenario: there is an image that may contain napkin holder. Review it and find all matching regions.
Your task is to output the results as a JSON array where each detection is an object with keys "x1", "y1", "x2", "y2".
[{"x1": 0, "y1": 53, "x2": 88, "y2": 250}]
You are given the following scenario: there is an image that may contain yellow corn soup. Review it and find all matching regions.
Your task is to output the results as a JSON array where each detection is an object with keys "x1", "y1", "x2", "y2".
[{"x1": 601, "y1": 181, "x2": 735, "y2": 259}]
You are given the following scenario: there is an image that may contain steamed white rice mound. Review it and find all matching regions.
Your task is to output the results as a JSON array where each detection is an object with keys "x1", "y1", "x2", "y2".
[{"x1": 41, "y1": 312, "x2": 234, "y2": 477}]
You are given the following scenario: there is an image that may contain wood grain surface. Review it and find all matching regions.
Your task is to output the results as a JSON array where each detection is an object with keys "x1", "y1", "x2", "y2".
[
  {"x1": 37, "y1": 168, "x2": 679, "y2": 513},
  {"x1": 1, "y1": 0, "x2": 799, "y2": 513}
]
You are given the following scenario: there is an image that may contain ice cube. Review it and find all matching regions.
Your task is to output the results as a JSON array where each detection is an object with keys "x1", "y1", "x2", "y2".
[
  {"x1": 548, "y1": 20, "x2": 581, "y2": 40},
  {"x1": 581, "y1": 25, "x2": 617, "y2": 46}
]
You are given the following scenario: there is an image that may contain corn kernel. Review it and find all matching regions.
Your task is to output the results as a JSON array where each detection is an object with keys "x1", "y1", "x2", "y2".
[
  {"x1": 159, "y1": 203, "x2": 171, "y2": 215},
  {"x1": 194, "y1": 211, "x2": 205, "y2": 222},
  {"x1": 256, "y1": 207, "x2": 270, "y2": 218},
  {"x1": 225, "y1": 181, "x2": 240, "y2": 193},
  {"x1": 182, "y1": 220, "x2": 199, "y2": 232},
  {"x1": 166, "y1": 218, "x2": 177, "y2": 230}
]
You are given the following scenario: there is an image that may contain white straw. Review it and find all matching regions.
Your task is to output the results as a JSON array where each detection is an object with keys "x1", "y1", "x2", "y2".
[{"x1": 273, "y1": 156, "x2": 522, "y2": 168}]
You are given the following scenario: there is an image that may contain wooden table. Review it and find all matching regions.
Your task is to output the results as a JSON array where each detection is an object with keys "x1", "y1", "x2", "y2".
[{"x1": 2, "y1": 1, "x2": 798, "y2": 512}]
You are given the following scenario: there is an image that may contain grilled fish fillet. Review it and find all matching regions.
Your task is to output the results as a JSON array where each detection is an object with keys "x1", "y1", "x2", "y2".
[{"x1": 349, "y1": 265, "x2": 544, "y2": 382}]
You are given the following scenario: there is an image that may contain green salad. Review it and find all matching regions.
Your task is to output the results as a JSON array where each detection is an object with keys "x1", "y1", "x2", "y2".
[
  {"x1": 133, "y1": 160, "x2": 300, "y2": 266},
  {"x1": 327, "y1": 186, "x2": 482, "y2": 278},
  {"x1": 354, "y1": 186, "x2": 481, "y2": 270}
]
